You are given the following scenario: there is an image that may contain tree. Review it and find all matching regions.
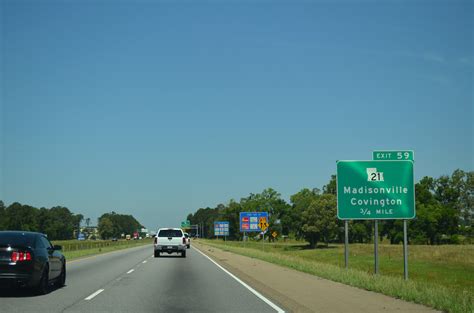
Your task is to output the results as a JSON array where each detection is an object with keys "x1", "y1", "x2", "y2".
[
  {"x1": 410, "y1": 202, "x2": 444, "y2": 244},
  {"x1": 459, "y1": 171, "x2": 474, "y2": 229},
  {"x1": 301, "y1": 194, "x2": 337, "y2": 248},
  {"x1": 290, "y1": 188, "x2": 318, "y2": 240},
  {"x1": 408, "y1": 175, "x2": 460, "y2": 244},
  {"x1": 36, "y1": 206, "x2": 81, "y2": 240},
  {"x1": 4, "y1": 202, "x2": 39, "y2": 231},
  {"x1": 98, "y1": 217, "x2": 114, "y2": 239},
  {"x1": 323, "y1": 175, "x2": 337, "y2": 195},
  {"x1": 222, "y1": 200, "x2": 242, "y2": 240},
  {"x1": 190, "y1": 207, "x2": 220, "y2": 239},
  {"x1": 97, "y1": 212, "x2": 143, "y2": 238},
  {"x1": 291, "y1": 187, "x2": 337, "y2": 248},
  {"x1": 349, "y1": 222, "x2": 372, "y2": 243},
  {"x1": 436, "y1": 170, "x2": 473, "y2": 231}
]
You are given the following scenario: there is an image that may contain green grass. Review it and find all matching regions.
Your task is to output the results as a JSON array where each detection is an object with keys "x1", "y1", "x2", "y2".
[
  {"x1": 199, "y1": 239, "x2": 474, "y2": 313},
  {"x1": 52, "y1": 239, "x2": 152, "y2": 260}
]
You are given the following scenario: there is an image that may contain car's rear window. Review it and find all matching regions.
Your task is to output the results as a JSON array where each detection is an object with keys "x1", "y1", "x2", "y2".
[
  {"x1": 0, "y1": 232, "x2": 36, "y2": 247},
  {"x1": 158, "y1": 229, "x2": 183, "y2": 237}
]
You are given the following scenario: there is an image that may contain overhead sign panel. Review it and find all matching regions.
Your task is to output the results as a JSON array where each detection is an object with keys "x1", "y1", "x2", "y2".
[
  {"x1": 373, "y1": 150, "x2": 414, "y2": 161},
  {"x1": 337, "y1": 160, "x2": 415, "y2": 220},
  {"x1": 239, "y1": 212, "x2": 269, "y2": 232},
  {"x1": 214, "y1": 221, "x2": 229, "y2": 236}
]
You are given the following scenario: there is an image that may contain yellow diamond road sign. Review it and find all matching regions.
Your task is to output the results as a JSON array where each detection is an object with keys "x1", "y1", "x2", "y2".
[
  {"x1": 259, "y1": 217, "x2": 269, "y2": 231},
  {"x1": 272, "y1": 231, "x2": 277, "y2": 238}
]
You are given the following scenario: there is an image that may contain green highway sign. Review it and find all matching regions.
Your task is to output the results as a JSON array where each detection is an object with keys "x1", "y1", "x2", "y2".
[
  {"x1": 373, "y1": 150, "x2": 414, "y2": 161},
  {"x1": 337, "y1": 160, "x2": 415, "y2": 220},
  {"x1": 181, "y1": 220, "x2": 191, "y2": 228}
]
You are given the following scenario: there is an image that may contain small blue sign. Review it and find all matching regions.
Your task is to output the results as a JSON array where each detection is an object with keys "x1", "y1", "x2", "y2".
[
  {"x1": 239, "y1": 212, "x2": 269, "y2": 232},
  {"x1": 214, "y1": 221, "x2": 229, "y2": 236},
  {"x1": 77, "y1": 233, "x2": 86, "y2": 241}
]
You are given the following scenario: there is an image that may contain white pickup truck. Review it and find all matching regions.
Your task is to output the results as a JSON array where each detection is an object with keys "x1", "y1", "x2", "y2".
[{"x1": 154, "y1": 228, "x2": 187, "y2": 258}]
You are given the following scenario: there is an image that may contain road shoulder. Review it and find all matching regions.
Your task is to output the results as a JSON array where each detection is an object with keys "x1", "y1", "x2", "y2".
[{"x1": 193, "y1": 241, "x2": 439, "y2": 313}]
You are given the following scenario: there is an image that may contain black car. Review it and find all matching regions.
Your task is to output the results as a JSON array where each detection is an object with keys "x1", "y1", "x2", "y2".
[{"x1": 0, "y1": 231, "x2": 66, "y2": 294}]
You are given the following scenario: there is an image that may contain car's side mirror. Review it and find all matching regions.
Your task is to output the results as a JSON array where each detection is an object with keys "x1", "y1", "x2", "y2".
[{"x1": 53, "y1": 245, "x2": 62, "y2": 251}]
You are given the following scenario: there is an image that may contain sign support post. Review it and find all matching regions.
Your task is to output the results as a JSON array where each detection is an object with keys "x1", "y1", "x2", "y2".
[
  {"x1": 403, "y1": 220, "x2": 408, "y2": 280},
  {"x1": 344, "y1": 220, "x2": 349, "y2": 268},
  {"x1": 374, "y1": 220, "x2": 379, "y2": 275}
]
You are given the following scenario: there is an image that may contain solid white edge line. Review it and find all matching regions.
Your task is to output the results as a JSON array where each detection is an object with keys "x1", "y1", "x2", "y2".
[
  {"x1": 192, "y1": 246, "x2": 285, "y2": 313},
  {"x1": 126, "y1": 269, "x2": 135, "y2": 274},
  {"x1": 84, "y1": 289, "x2": 104, "y2": 300}
]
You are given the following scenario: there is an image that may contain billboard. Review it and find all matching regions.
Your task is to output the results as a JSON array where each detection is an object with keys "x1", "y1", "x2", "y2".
[
  {"x1": 214, "y1": 221, "x2": 230, "y2": 236},
  {"x1": 239, "y1": 212, "x2": 269, "y2": 232}
]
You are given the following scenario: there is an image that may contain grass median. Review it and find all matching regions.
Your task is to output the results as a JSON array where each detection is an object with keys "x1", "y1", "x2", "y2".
[
  {"x1": 52, "y1": 239, "x2": 152, "y2": 260},
  {"x1": 198, "y1": 239, "x2": 473, "y2": 313}
]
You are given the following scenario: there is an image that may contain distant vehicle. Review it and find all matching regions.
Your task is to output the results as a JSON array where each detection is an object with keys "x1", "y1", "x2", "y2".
[
  {"x1": 153, "y1": 228, "x2": 187, "y2": 258},
  {"x1": 0, "y1": 231, "x2": 66, "y2": 294},
  {"x1": 184, "y1": 232, "x2": 190, "y2": 249},
  {"x1": 111, "y1": 237, "x2": 118, "y2": 242},
  {"x1": 125, "y1": 234, "x2": 131, "y2": 240}
]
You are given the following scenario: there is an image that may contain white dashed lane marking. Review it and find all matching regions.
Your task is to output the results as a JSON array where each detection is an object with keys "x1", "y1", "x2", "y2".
[{"x1": 84, "y1": 289, "x2": 104, "y2": 301}]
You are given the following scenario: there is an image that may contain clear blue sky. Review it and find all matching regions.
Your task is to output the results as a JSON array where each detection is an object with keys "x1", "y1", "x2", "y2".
[{"x1": 1, "y1": 0, "x2": 473, "y2": 230}]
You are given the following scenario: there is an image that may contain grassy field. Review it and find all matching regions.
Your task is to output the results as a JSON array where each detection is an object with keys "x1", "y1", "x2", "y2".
[
  {"x1": 199, "y1": 239, "x2": 473, "y2": 313},
  {"x1": 52, "y1": 239, "x2": 152, "y2": 260}
]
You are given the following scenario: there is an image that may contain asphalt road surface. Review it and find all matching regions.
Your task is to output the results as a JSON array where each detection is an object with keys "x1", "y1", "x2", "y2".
[{"x1": 0, "y1": 244, "x2": 283, "y2": 313}]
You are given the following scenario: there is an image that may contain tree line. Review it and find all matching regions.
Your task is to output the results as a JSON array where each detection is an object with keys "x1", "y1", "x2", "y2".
[
  {"x1": 0, "y1": 201, "x2": 144, "y2": 241},
  {"x1": 186, "y1": 169, "x2": 473, "y2": 247},
  {"x1": 97, "y1": 212, "x2": 143, "y2": 239},
  {"x1": 0, "y1": 201, "x2": 83, "y2": 240}
]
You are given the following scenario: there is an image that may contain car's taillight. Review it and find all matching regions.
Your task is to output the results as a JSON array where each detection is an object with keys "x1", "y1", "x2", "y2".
[
  {"x1": 182, "y1": 237, "x2": 186, "y2": 244},
  {"x1": 11, "y1": 251, "x2": 32, "y2": 262}
]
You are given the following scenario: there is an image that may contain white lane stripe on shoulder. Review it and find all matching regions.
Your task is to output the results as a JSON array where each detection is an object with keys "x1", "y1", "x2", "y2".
[
  {"x1": 84, "y1": 289, "x2": 104, "y2": 300},
  {"x1": 192, "y1": 247, "x2": 285, "y2": 313},
  {"x1": 143, "y1": 260, "x2": 147, "y2": 264},
  {"x1": 126, "y1": 269, "x2": 135, "y2": 274}
]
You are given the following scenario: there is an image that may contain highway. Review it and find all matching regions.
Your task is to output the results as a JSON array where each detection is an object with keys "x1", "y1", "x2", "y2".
[{"x1": 0, "y1": 244, "x2": 283, "y2": 313}]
